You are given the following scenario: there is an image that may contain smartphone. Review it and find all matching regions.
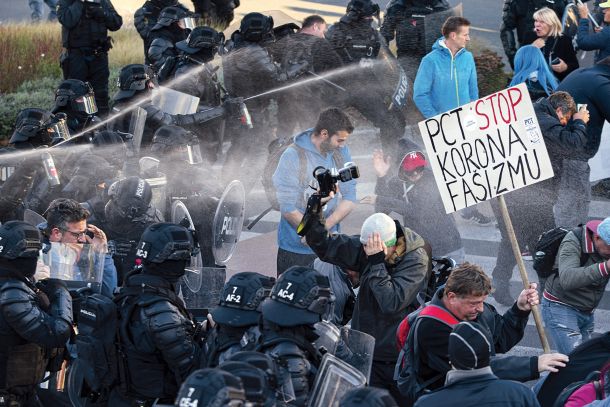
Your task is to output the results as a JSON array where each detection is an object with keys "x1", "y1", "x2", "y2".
[
  {"x1": 551, "y1": 57, "x2": 561, "y2": 65},
  {"x1": 577, "y1": 103, "x2": 588, "y2": 111}
]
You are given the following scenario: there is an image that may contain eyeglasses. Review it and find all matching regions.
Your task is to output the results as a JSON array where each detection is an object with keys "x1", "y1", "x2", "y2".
[{"x1": 60, "y1": 228, "x2": 87, "y2": 239}]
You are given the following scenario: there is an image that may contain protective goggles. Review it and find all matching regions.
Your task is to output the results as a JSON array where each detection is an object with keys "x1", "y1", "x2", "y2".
[
  {"x1": 74, "y1": 93, "x2": 98, "y2": 115},
  {"x1": 181, "y1": 16, "x2": 199, "y2": 30}
]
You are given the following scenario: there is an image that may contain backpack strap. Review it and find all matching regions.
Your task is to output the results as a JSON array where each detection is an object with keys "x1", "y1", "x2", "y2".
[{"x1": 418, "y1": 304, "x2": 460, "y2": 326}]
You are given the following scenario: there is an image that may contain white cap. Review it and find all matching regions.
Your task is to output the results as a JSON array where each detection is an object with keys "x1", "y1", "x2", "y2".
[{"x1": 359, "y1": 213, "x2": 397, "y2": 247}]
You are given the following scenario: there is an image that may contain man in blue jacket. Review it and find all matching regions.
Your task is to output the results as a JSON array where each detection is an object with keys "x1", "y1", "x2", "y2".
[
  {"x1": 413, "y1": 16, "x2": 478, "y2": 119},
  {"x1": 272, "y1": 108, "x2": 357, "y2": 276}
]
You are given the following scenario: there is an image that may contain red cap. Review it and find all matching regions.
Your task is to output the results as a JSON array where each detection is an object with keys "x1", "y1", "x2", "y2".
[{"x1": 400, "y1": 151, "x2": 427, "y2": 172}]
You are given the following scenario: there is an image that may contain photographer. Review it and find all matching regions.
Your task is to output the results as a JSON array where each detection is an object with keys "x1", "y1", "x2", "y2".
[
  {"x1": 305, "y1": 211, "x2": 429, "y2": 404},
  {"x1": 272, "y1": 107, "x2": 357, "y2": 276},
  {"x1": 57, "y1": 0, "x2": 122, "y2": 117}
]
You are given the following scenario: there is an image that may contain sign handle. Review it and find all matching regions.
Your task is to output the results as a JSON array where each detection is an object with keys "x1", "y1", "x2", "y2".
[{"x1": 497, "y1": 195, "x2": 551, "y2": 353}]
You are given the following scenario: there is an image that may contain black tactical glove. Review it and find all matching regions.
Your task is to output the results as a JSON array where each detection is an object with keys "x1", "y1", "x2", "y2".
[
  {"x1": 36, "y1": 278, "x2": 69, "y2": 301},
  {"x1": 222, "y1": 97, "x2": 244, "y2": 118},
  {"x1": 85, "y1": 2, "x2": 106, "y2": 22}
]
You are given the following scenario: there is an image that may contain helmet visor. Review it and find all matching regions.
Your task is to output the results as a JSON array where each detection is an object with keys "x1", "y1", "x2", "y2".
[
  {"x1": 47, "y1": 118, "x2": 72, "y2": 143},
  {"x1": 181, "y1": 16, "x2": 198, "y2": 30},
  {"x1": 74, "y1": 93, "x2": 98, "y2": 115}
]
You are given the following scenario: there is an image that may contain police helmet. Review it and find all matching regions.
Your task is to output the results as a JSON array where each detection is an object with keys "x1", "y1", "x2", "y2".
[
  {"x1": 0, "y1": 221, "x2": 43, "y2": 260},
  {"x1": 219, "y1": 361, "x2": 272, "y2": 406},
  {"x1": 211, "y1": 272, "x2": 275, "y2": 327},
  {"x1": 261, "y1": 266, "x2": 332, "y2": 327},
  {"x1": 227, "y1": 352, "x2": 280, "y2": 393},
  {"x1": 346, "y1": 0, "x2": 380, "y2": 19},
  {"x1": 114, "y1": 64, "x2": 156, "y2": 100},
  {"x1": 154, "y1": 5, "x2": 196, "y2": 30},
  {"x1": 150, "y1": 125, "x2": 203, "y2": 164},
  {"x1": 176, "y1": 26, "x2": 225, "y2": 58},
  {"x1": 54, "y1": 79, "x2": 98, "y2": 116},
  {"x1": 10, "y1": 109, "x2": 71, "y2": 146},
  {"x1": 174, "y1": 368, "x2": 246, "y2": 407},
  {"x1": 104, "y1": 177, "x2": 153, "y2": 221},
  {"x1": 136, "y1": 222, "x2": 196, "y2": 264},
  {"x1": 339, "y1": 387, "x2": 398, "y2": 407},
  {"x1": 239, "y1": 12, "x2": 274, "y2": 42}
]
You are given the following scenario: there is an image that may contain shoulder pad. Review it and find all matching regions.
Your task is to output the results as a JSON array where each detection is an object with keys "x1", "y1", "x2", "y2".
[
  {"x1": 0, "y1": 281, "x2": 35, "y2": 304},
  {"x1": 267, "y1": 341, "x2": 307, "y2": 359},
  {"x1": 141, "y1": 298, "x2": 180, "y2": 317},
  {"x1": 150, "y1": 37, "x2": 174, "y2": 51}
]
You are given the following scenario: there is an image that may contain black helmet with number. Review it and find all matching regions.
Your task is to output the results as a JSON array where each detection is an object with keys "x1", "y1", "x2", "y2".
[
  {"x1": 239, "y1": 12, "x2": 274, "y2": 42},
  {"x1": 211, "y1": 272, "x2": 275, "y2": 327},
  {"x1": 10, "y1": 108, "x2": 71, "y2": 147},
  {"x1": 114, "y1": 64, "x2": 157, "y2": 101},
  {"x1": 53, "y1": 79, "x2": 98, "y2": 116},
  {"x1": 219, "y1": 361, "x2": 273, "y2": 406},
  {"x1": 261, "y1": 266, "x2": 332, "y2": 327},
  {"x1": 227, "y1": 351, "x2": 280, "y2": 405},
  {"x1": 0, "y1": 221, "x2": 43, "y2": 278},
  {"x1": 176, "y1": 26, "x2": 225, "y2": 61},
  {"x1": 174, "y1": 368, "x2": 246, "y2": 407},
  {"x1": 104, "y1": 177, "x2": 153, "y2": 222},
  {"x1": 136, "y1": 222, "x2": 197, "y2": 280}
]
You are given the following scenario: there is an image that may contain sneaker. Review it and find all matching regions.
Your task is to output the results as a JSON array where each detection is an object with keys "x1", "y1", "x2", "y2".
[{"x1": 461, "y1": 210, "x2": 494, "y2": 226}]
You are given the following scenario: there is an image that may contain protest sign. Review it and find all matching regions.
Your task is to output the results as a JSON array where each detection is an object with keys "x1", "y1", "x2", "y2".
[{"x1": 419, "y1": 82, "x2": 554, "y2": 213}]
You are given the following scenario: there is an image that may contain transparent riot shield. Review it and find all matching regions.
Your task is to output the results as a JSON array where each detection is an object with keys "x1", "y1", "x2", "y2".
[
  {"x1": 339, "y1": 327, "x2": 375, "y2": 383},
  {"x1": 151, "y1": 87, "x2": 200, "y2": 115},
  {"x1": 40, "y1": 242, "x2": 106, "y2": 293},
  {"x1": 23, "y1": 209, "x2": 46, "y2": 227},
  {"x1": 306, "y1": 353, "x2": 367, "y2": 407},
  {"x1": 171, "y1": 199, "x2": 205, "y2": 291},
  {"x1": 314, "y1": 321, "x2": 342, "y2": 356},
  {"x1": 212, "y1": 180, "x2": 245, "y2": 265},
  {"x1": 128, "y1": 107, "x2": 147, "y2": 156},
  {"x1": 140, "y1": 157, "x2": 167, "y2": 217}
]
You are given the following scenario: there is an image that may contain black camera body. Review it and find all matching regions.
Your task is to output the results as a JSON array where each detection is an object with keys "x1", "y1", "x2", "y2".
[{"x1": 313, "y1": 163, "x2": 360, "y2": 198}]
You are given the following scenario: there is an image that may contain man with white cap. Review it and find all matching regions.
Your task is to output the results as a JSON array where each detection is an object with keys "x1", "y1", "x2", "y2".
[
  {"x1": 414, "y1": 322, "x2": 540, "y2": 407},
  {"x1": 306, "y1": 211, "x2": 429, "y2": 404},
  {"x1": 542, "y1": 217, "x2": 610, "y2": 354}
]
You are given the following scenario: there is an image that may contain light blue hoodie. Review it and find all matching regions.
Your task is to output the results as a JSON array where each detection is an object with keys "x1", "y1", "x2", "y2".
[
  {"x1": 272, "y1": 129, "x2": 357, "y2": 254},
  {"x1": 413, "y1": 37, "x2": 479, "y2": 118}
]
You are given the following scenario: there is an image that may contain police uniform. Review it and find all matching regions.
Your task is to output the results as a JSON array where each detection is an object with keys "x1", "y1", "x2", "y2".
[
  {"x1": 0, "y1": 222, "x2": 73, "y2": 407},
  {"x1": 57, "y1": 0, "x2": 122, "y2": 117}
]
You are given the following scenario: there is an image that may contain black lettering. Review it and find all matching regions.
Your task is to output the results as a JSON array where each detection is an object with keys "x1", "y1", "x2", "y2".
[
  {"x1": 424, "y1": 118, "x2": 441, "y2": 153},
  {"x1": 450, "y1": 148, "x2": 466, "y2": 177},
  {"x1": 472, "y1": 172, "x2": 489, "y2": 201},
  {"x1": 450, "y1": 107, "x2": 467, "y2": 141},
  {"x1": 446, "y1": 181, "x2": 459, "y2": 212},
  {"x1": 462, "y1": 178, "x2": 477, "y2": 207},
  {"x1": 486, "y1": 131, "x2": 506, "y2": 163},
  {"x1": 507, "y1": 155, "x2": 526, "y2": 188},
  {"x1": 461, "y1": 142, "x2": 480, "y2": 173},
  {"x1": 474, "y1": 138, "x2": 489, "y2": 168},
  {"x1": 436, "y1": 152, "x2": 456, "y2": 182},
  {"x1": 525, "y1": 149, "x2": 542, "y2": 180},
  {"x1": 440, "y1": 113, "x2": 457, "y2": 147},
  {"x1": 493, "y1": 162, "x2": 509, "y2": 194},
  {"x1": 508, "y1": 124, "x2": 527, "y2": 155}
]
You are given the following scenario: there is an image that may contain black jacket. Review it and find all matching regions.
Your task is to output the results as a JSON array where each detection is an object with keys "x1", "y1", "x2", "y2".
[
  {"x1": 416, "y1": 289, "x2": 539, "y2": 390},
  {"x1": 523, "y1": 33, "x2": 579, "y2": 81},
  {"x1": 557, "y1": 62, "x2": 610, "y2": 159},
  {"x1": 57, "y1": 0, "x2": 122, "y2": 49},
  {"x1": 414, "y1": 367, "x2": 540, "y2": 407},
  {"x1": 374, "y1": 170, "x2": 462, "y2": 257},
  {"x1": 306, "y1": 217, "x2": 429, "y2": 361}
]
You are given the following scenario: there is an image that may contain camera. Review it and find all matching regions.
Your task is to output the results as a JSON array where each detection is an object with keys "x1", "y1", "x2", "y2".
[{"x1": 313, "y1": 162, "x2": 360, "y2": 198}]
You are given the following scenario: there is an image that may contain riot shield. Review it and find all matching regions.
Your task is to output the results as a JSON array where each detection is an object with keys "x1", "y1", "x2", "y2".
[
  {"x1": 314, "y1": 321, "x2": 341, "y2": 356},
  {"x1": 140, "y1": 157, "x2": 167, "y2": 217},
  {"x1": 128, "y1": 107, "x2": 147, "y2": 156},
  {"x1": 423, "y1": 4, "x2": 463, "y2": 53},
  {"x1": 151, "y1": 87, "x2": 200, "y2": 115},
  {"x1": 171, "y1": 199, "x2": 205, "y2": 290},
  {"x1": 23, "y1": 209, "x2": 46, "y2": 227},
  {"x1": 40, "y1": 242, "x2": 106, "y2": 293},
  {"x1": 339, "y1": 327, "x2": 375, "y2": 383},
  {"x1": 212, "y1": 180, "x2": 245, "y2": 265},
  {"x1": 306, "y1": 353, "x2": 367, "y2": 407}
]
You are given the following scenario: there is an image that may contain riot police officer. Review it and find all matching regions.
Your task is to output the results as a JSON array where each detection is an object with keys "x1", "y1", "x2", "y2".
[
  {"x1": 57, "y1": 0, "x2": 123, "y2": 117},
  {"x1": 110, "y1": 222, "x2": 202, "y2": 406},
  {"x1": 204, "y1": 272, "x2": 275, "y2": 367},
  {"x1": 326, "y1": 0, "x2": 407, "y2": 153},
  {"x1": 147, "y1": 5, "x2": 195, "y2": 78},
  {"x1": 103, "y1": 176, "x2": 163, "y2": 284},
  {"x1": 52, "y1": 79, "x2": 101, "y2": 136},
  {"x1": 174, "y1": 368, "x2": 246, "y2": 407},
  {"x1": 110, "y1": 64, "x2": 242, "y2": 148},
  {"x1": 381, "y1": 0, "x2": 452, "y2": 79},
  {"x1": 134, "y1": 0, "x2": 181, "y2": 64},
  {"x1": 258, "y1": 266, "x2": 333, "y2": 407},
  {"x1": 0, "y1": 221, "x2": 73, "y2": 406}
]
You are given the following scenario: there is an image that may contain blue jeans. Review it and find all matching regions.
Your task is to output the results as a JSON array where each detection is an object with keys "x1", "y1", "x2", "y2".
[{"x1": 541, "y1": 298, "x2": 594, "y2": 354}]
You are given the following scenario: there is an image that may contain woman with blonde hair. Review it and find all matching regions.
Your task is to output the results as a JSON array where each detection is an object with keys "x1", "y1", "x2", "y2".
[{"x1": 525, "y1": 7, "x2": 579, "y2": 81}]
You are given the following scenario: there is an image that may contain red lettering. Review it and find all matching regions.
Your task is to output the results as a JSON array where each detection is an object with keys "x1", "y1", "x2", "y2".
[
  {"x1": 508, "y1": 87, "x2": 523, "y2": 120},
  {"x1": 498, "y1": 92, "x2": 512, "y2": 124},
  {"x1": 476, "y1": 100, "x2": 490, "y2": 130},
  {"x1": 485, "y1": 94, "x2": 499, "y2": 127}
]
